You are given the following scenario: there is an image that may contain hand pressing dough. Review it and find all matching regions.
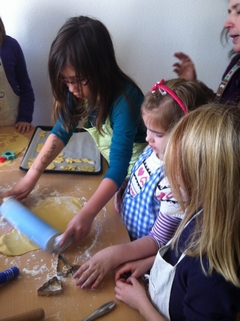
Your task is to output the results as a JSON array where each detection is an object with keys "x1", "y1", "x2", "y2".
[
  {"x1": 0, "y1": 196, "x2": 82, "y2": 256},
  {"x1": 0, "y1": 132, "x2": 29, "y2": 167}
]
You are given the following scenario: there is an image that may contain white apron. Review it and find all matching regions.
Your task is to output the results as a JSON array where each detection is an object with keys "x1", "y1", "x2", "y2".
[
  {"x1": 0, "y1": 57, "x2": 19, "y2": 126},
  {"x1": 148, "y1": 242, "x2": 185, "y2": 320},
  {"x1": 148, "y1": 213, "x2": 200, "y2": 320}
]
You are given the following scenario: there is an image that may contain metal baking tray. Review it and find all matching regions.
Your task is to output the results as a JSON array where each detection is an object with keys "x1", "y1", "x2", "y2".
[{"x1": 20, "y1": 126, "x2": 102, "y2": 174}]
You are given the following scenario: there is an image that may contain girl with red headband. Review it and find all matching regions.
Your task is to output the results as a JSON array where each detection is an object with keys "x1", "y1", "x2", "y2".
[{"x1": 115, "y1": 78, "x2": 213, "y2": 241}]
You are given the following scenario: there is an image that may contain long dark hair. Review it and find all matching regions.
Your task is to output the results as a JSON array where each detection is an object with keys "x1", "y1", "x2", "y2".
[
  {"x1": 49, "y1": 16, "x2": 141, "y2": 131},
  {"x1": 0, "y1": 18, "x2": 6, "y2": 47}
]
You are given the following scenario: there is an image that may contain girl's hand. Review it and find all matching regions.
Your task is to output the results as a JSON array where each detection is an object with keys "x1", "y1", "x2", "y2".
[
  {"x1": 173, "y1": 52, "x2": 197, "y2": 81},
  {"x1": 60, "y1": 209, "x2": 93, "y2": 245},
  {"x1": 1, "y1": 174, "x2": 37, "y2": 201},
  {"x1": 115, "y1": 257, "x2": 155, "y2": 282},
  {"x1": 115, "y1": 277, "x2": 148, "y2": 310},
  {"x1": 73, "y1": 247, "x2": 116, "y2": 289}
]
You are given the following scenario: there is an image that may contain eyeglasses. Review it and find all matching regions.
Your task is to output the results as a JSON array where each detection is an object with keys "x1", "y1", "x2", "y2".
[{"x1": 59, "y1": 76, "x2": 89, "y2": 86}]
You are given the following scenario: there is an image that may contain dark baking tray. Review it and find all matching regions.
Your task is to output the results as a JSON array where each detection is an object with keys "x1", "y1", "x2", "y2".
[{"x1": 20, "y1": 126, "x2": 102, "y2": 174}]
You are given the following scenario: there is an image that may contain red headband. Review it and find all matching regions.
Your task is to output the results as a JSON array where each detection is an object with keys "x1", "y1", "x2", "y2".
[{"x1": 150, "y1": 79, "x2": 187, "y2": 114}]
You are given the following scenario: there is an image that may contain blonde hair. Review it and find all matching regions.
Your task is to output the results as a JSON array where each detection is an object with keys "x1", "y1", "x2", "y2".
[
  {"x1": 141, "y1": 78, "x2": 214, "y2": 133},
  {"x1": 165, "y1": 103, "x2": 240, "y2": 287}
]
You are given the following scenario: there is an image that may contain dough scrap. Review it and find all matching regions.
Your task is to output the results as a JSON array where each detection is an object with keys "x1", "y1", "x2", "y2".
[
  {"x1": 0, "y1": 196, "x2": 82, "y2": 256},
  {"x1": 0, "y1": 132, "x2": 29, "y2": 167}
]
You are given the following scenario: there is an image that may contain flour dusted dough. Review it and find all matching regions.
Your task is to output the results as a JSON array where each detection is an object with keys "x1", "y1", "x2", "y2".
[
  {"x1": 0, "y1": 196, "x2": 82, "y2": 256},
  {"x1": 0, "y1": 229, "x2": 39, "y2": 255},
  {"x1": 0, "y1": 132, "x2": 29, "y2": 167}
]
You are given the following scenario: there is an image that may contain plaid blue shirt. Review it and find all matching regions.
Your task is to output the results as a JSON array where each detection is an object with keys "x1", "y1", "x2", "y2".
[{"x1": 120, "y1": 146, "x2": 165, "y2": 240}]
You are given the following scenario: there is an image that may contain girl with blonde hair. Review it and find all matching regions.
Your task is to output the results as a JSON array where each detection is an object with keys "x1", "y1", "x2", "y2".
[{"x1": 114, "y1": 103, "x2": 240, "y2": 320}]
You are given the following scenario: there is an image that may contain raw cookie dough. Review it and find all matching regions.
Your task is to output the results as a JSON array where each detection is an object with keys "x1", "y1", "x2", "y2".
[
  {"x1": 60, "y1": 165, "x2": 76, "y2": 171},
  {"x1": 36, "y1": 143, "x2": 44, "y2": 152},
  {"x1": 81, "y1": 158, "x2": 95, "y2": 165},
  {"x1": 78, "y1": 166, "x2": 95, "y2": 172},
  {"x1": 53, "y1": 156, "x2": 64, "y2": 163},
  {"x1": 38, "y1": 131, "x2": 47, "y2": 138},
  {"x1": 0, "y1": 196, "x2": 82, "y2": 256},
  {"x1": 65, "y1": 158, "x2": 82, "y2": 164},
  {"x1": 0, "y1": 132, "x2": 29, "y2": 167}
]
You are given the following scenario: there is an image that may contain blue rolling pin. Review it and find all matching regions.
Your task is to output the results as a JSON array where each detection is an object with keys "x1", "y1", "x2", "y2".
[
  {"x1": 0, "y1": 197, "x2": 73, "y2": 253},
  {"x1": 0, "y1": 267, "x2": 19, "y2": 285}
]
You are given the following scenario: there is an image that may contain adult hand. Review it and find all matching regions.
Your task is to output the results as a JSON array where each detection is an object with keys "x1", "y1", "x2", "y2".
[
  {"x1": 173, "y1": 52, "x2": 197, "y2": 80},
  {"x1": 15, "y1": 122, "x2": 34, "y2": 134},
  {"x1": 73, "y1": 246, "x2": 116, "y2": 289}
]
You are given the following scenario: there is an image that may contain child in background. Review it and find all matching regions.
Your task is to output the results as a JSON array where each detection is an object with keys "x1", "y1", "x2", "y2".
[
  {"x1": 0, "y1": 17, "x2": 35, "y2": 133},
  {"x1": 2, "y1": 16, "x2": 146, "y2": 242},
  {"x1": 115, "y1": 78, "x2": 214, "y2": 240},
  {"x1": 71, "y1": 78, "x2": 214, "y2": 289},
  {"x1": 78, "y1": 104, "x2": 240, "y2": 320}
]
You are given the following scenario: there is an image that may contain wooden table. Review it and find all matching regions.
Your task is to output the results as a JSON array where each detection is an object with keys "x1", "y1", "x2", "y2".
[{"x1": 0, "y1": 127, "x2": 145, "y2": 321}]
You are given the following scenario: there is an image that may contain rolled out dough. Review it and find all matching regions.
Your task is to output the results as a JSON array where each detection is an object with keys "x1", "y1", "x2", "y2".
[
  {"x1": 0, "y1": 132, "x2": 29, "y2": 167},
  {"x1": 0, "y1": 196, "x2": 82, "y2": 256}
]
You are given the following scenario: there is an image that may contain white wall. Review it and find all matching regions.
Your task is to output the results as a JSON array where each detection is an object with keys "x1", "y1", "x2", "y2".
[{"x1": 1, "y1": 0, "x2": 231, "y2": 126}]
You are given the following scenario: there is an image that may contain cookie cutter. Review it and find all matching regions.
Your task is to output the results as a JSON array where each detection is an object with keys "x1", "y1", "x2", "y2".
[
  {"x1": 2, "y1": 150, "x2": 15, "y2": 160},
  {"x1": 57, "y1": 254, "x2": 80, "y2": 277},
  {"x1": 37, "y1": 276, "x2": 62, "y2": 296}
]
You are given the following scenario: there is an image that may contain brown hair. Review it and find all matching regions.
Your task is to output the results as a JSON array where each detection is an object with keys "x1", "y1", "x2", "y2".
[
  {"x1": 48, "y1": 16, "x2": 142, "y2": 132},
  {"x1": 0, "y1": 17, "x2": 6, "y2": 47}
]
